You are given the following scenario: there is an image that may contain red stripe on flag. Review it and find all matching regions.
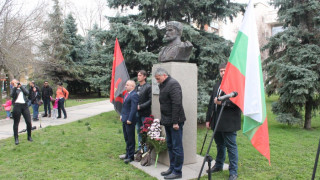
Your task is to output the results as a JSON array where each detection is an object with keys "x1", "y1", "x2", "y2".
[
  {"x1": 221, "y1": 62, "x2": 245, "y2": 111},
  {"x1": 251, "y1": 118, "x2": 271, "y2": 165},
  {"x1": 110, "y1": 38, "x2": 129, "y2": 115},
  {"x1": 110, "y1": 38, "x2": 125, "y2": 103},
  {"x1": 115, "y1": 78, "x2": 122, "y2": 89},
  {"x1": 115, "y1": 96, "x2": 123, "y2": 103},
  {"x1": 114, "y1": 38, "x2": 124, "y2": 67}
]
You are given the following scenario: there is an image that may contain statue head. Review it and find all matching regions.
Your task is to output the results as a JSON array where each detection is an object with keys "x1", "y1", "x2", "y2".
[{"x1": 164, "y1": 21, "x2": 183, "y2": 43}]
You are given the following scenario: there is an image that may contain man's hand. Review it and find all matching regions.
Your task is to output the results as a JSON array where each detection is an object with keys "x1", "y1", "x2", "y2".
[
  {"x1": 127, "y1": 120, "x2": 132, "y2": 125},
  {"x1": 137, "y1": 105, "x2": 140, "y2": 110},
  {"x1": 214, "y1": 97, "x2": 221, "y2": 105},
  {"x1": 206, "y1": 122, "x2": 211, "y2": 130},
  {"x1": 119, "y1": 116, "x2": 122, "y2": 122},
  {"x1": 173, "y1": 123, "x2": 179, "y2": 130}
]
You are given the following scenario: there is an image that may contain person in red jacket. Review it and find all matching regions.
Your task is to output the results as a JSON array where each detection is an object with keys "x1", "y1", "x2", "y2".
[{"x1": 56, "y1": 82, "x2": 69, "y2": 119}]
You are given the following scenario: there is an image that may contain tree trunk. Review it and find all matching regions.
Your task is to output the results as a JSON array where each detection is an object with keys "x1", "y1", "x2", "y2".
[
  {"x1": 304, "y1": 99, "x2": 312, "y2": 129},
  {"x1": 0, "y1": 81, "x2": 2, "y2": 104},
  {"x1": 98, "y1": 88, "x2": 101, "y2": 97}
]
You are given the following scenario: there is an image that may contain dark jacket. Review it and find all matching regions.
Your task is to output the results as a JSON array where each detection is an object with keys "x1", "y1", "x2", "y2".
[
  {"x1": 29, "y1": 87, "x2": 41, "y2": 104},
  {"x1": 159, "y1": 76, "x2": 186, "y2": 126},
  {"x1": 135, "y1": 82, "x2": 152, "y2": 117},
  {"x1": 41, "y1": 86, "x2": 53, "y2": 99},
  {"x1": 206, "y1": 81, "x2": 241, "y2": 132},
  {"x1": 10, "y1": 86, "x2": 29, "y2": 105},
  {"x1": 121, "y1": 90, "x2": 139, "y2": 123}
]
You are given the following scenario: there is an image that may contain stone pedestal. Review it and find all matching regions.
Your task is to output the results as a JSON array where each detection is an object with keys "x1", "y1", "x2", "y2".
[{"x1": 151, "y1": 62, "x2": 197, "y2": 165}]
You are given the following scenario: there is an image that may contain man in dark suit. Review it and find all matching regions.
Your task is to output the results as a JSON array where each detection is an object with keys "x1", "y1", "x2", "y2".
[
  {"x1": 206, "y1": 63, "x2": 241, "y2": 180},
  {"x1": 120, "y1": 80, "x2": 139, "y2": 164}
]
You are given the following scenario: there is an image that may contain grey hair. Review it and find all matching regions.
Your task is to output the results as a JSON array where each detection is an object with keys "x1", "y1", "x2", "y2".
[
  {"x1": 127, "y1": 80, "x2": 136, "y2": 88},
  {"x1": 154, "y1": 67, "x2": 169, "y2": 76}
]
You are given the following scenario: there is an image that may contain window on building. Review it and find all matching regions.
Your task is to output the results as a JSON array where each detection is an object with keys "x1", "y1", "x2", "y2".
[{"x1": 272, "y1": 26, "x2": 284, "y2": 36}]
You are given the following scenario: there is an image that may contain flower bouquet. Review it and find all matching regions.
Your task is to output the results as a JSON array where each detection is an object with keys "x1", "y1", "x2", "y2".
[
  {"x1": 146, "y1": 119, "x2": 167, "y2": 168},
  {"x1": 140, "y1": 116, "x2": 154, "y2": 151}
]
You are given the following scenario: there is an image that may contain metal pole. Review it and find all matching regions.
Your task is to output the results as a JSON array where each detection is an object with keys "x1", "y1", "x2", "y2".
[
  {"x1": 200, "y1": 129, "x2": 209, "y2": 155},
  {"x1": 312, "y1": 137, "x2": 320, "y2": 180},
  {"x1": 198, "y1": 101, "x2": 227, "y2": 180}
]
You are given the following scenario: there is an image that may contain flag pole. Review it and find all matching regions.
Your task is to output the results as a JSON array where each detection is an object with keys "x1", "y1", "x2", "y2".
[{"x1": 312, "y1": 137, "x2": 320, "y2": 180}]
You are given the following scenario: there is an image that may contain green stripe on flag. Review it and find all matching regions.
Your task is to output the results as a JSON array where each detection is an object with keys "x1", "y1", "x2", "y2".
[
  {"x1": 243, "y1": 116, "x2": 261, "y2": 139},
  {"x1": 229, "y1": 31, "x2": 248, "y2": 76}
]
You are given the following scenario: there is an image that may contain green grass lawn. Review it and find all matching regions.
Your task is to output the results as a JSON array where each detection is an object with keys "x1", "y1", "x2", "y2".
[{"x1": 0, "y1": 96, "x2": 319, "y2": 179}]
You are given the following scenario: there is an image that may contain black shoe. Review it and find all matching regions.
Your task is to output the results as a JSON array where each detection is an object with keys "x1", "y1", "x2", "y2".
[
  {"x1": 42, "y1": 114, "x2": 47, "y2": 117},
  {"x1": 57, "y1": 116, "x2": 61, "y2": 119},
  {"x1": 48, "y1": 114, "x2": 51, "y2": 118},
  {"x1": 27, "y1": 136, "x2": 33, "y2": 142},
  {"x1": 164, "y1": 173, "x2": 182, "y2": 179},
  {"x1": 124, "y1": 158, "x2": 133, "y2": 164},
  {"x1": 14, "y1": 137, "x2": 19, "y2": 145},
  {"x1": 63, "y1": 117, "x2": 67, "y2": 119},
  {"x1": 161, "y1": 169, "x2": 173, "y2": 176},
  {"x1": 33, "y1": 118, "x2": 39, "y2": 121},
  {"x1": 206, "y1": 165, "x2": 223, "y2": 173},
  {"x1": 229, "y1": 174, "x2": 238, "y2": 180}
]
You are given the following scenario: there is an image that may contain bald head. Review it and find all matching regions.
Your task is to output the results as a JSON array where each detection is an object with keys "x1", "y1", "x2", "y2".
[{"x1": 125, "y1": 80, "x2": 136, "y2": 92}]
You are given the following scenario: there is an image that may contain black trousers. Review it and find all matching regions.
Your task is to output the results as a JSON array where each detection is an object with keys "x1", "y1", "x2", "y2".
[
  {"x1": 12, "y1": 103, "x2": 32, "y2": 137},
  {"x1": 122, "y1": 122, "x2": 136, "y2": 160},
  {"x1": 43, "y1": 97, "x2": 51, "y2": 115},
  {"x1": 58, "y1": 98, "x2": 67, "y2": 118}
]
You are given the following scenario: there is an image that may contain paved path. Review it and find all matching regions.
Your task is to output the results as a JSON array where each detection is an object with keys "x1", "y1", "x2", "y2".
[{"x1": 0, "y1": 100, "x2": 114, "y2": 140}]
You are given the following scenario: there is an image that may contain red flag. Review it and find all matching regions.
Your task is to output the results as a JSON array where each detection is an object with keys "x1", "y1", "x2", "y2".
[{"x1": 110, "y1": 38, "x2": 130, "y2": 114}]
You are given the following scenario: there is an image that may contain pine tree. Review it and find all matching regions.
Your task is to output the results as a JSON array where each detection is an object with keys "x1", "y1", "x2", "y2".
[
  {"x1": 63, "y1": 13, "x2": 87, "y2": 94},
  {"x1": 41, "y1": 0, "x2": 79, "y2": 82},
  {"x1": 105, "y1": 0, "x2": 243, "y2": 122},
  {"x1": 263, "y1": 0, "x2": 320, "y2": 129},
  {"x1": 83, "y1": 24, "x2": 111, "y2": 97}
]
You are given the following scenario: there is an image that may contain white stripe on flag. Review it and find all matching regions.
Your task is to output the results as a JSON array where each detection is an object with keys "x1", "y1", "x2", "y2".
[{"x1": 242, "y1": 0, "x2": 263, "y2": 122}]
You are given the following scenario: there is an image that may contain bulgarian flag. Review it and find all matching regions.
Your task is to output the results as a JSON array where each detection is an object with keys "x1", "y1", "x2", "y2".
[
  {"x1": 110, "y1": 38, "x2": 130, "y2": 114},
  {"x1": 220, "y1": 0, "x2": 270, "y2": 164}
]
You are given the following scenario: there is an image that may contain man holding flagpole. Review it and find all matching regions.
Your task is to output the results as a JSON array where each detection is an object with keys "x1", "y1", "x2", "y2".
[
  {"x1": 206, "y1": 63, "x2": 241, "y2": 180},
  {"x1": 205, "y1": 0, "x2": 271, "y2": 178}
]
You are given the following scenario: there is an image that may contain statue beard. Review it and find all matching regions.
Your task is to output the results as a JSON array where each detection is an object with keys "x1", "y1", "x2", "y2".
[{"x1": 163, "y1": 35, "x2": 178, "y2": 43}]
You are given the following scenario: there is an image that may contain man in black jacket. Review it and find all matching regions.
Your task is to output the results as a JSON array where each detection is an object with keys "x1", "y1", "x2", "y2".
[
  {"x1": 10, "y1": 79, "x2": 33, "y2": 145},
  {"x1": 155, "y1": 68, "x2": 185, "y2": 180},
  {"x1": 135, "y1": 70, "x2": 151, "y2": 153},
  {"x1": 41, "y1": 81, "x2": 53, "y2": 117},
  {"x1": 206, "y1": 63, "x2": 241, "y2": 180}
]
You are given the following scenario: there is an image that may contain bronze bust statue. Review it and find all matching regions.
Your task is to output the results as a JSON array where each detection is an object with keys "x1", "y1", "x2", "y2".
[{"x1": 158, "y1": 21, "x2": 193, "y2": 62}]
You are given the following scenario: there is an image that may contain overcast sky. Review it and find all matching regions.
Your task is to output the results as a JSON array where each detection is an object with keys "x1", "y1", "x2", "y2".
[{"x1": 19, "y1": 0, "x2": 122, "y2": 35}]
